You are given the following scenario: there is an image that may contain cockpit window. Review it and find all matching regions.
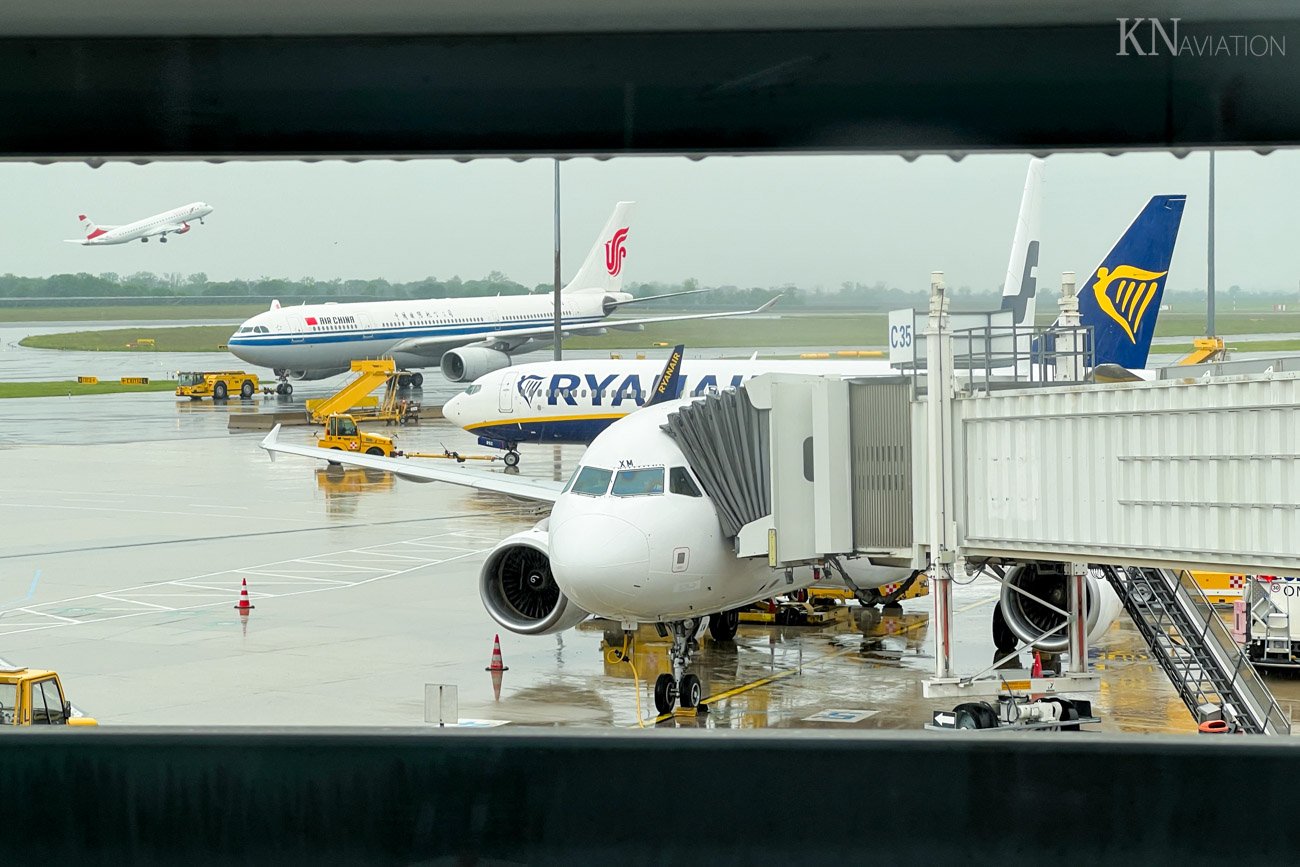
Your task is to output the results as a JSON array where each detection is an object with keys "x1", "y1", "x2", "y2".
[
  {"x1": 612, "y1": 467, "x2": 665, "y2": 497},
  {"x1": 669, "y1": 467, "x2": 702, "y2": 497},
  {"x1": 238, "y1": 326, "x2": 253, "y2": 334},
  {"x1": 570, "y1": 466, "x2": 613, "y2": 497},
  {"x1": 465, "y1": 384, "x2": 482, "y2": 395}
]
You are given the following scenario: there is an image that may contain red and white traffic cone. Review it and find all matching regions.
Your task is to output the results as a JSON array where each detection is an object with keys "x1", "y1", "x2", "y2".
[
  {"x1": 234, "y1": 577, "x2": 255, "y2": 611},
  {"x1": 485, "y1": 634, "x2": 509, "y2": 672},
  {"x1": 1031, "y1": 649, "x2": 1043, "y2": 678}
]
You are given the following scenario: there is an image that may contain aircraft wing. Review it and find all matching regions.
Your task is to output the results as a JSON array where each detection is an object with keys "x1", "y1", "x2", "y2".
[
  {"x1": 259, "y1": 424, "x2": 564, "y2": 503},
  {"x1": 388, "y1": 296, "x2": 781, "y2": 359},
  {"x1": 144, "y1": 223, "x2": 187, "y2": 237}
]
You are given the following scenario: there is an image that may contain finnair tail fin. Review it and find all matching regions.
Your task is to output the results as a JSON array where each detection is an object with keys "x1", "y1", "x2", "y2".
[
  {"x1": 562, "y1": 201, "x2": 635, "y2": 295},
  {"x1": 999, "y1": 158, "x2": 1044, "y2": 327},
  {"x1": 1077, "y1": 194, "x2": 1186, "y2": 370},
  {"x1": 646, "y1": 344, "x2": 686, "y2": 407}
]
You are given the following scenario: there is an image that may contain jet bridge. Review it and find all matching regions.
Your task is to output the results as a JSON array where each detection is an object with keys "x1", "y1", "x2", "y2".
[
  {"x1": 661, "y1": 290, "x2": 1300, "y2": 731},
  {"x1": 664, "y1": 355, "x2": 1300, "y2": 577}
]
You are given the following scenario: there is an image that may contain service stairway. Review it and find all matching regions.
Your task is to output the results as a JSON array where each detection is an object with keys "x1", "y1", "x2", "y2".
[{"x1": 1096, "y1": 567, "x2": 1288, "y2": 734}]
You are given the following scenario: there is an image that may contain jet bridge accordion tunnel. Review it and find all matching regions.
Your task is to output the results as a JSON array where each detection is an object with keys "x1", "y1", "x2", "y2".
[{"x1": 663, "y1": 376, "x2": 915, "y2": 565}]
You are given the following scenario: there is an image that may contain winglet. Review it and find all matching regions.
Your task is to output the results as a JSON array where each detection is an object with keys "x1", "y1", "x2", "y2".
[
  {"x1": 261, "y1": 424, "x2": 281, "y2": 460},
  {"x1": 756, "y1": 294, "x2": 782, "y2": 313},
  {"x1": 646, "y1": 345, "x2": 686, "y2": 406}
]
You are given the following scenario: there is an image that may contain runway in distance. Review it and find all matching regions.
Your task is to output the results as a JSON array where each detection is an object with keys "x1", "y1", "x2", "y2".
[
  {"x1": 64, "y1": 202, "x2": 213, "y2": 245},
  {"x1": 225, "y1": 201, "x2": 778, "y2": 392}
]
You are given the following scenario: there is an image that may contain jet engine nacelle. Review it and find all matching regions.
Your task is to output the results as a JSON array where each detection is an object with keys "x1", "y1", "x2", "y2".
[
  {"x1": 996, "y1": 563, "x2": 1122, "y2": 653},
  {"x1": 479, "y1": 522, "x2": 589, "y2": 635},
  {"x1": 441, "y1": 347, "x2": 513, "y2": 383}
]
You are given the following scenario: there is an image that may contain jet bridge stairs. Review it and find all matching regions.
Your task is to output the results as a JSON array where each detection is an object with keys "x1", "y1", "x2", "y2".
[{"x1": 1099, "y1": 566, "x2": 1289, "y2": 735}]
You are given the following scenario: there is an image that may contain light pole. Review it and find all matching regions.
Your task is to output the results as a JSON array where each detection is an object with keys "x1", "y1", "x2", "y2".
[
  {"x1": 1207, "y1": 150, "x2": 1216, "y2": 337},
  {"x1": 553, "y1": 159, "x2": 563, "y2": 361}
]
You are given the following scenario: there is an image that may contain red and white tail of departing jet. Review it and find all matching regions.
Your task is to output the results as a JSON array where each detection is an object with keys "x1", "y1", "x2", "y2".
[{"x1": 64, "y1": 201, "x2": 214, "y2": 245}]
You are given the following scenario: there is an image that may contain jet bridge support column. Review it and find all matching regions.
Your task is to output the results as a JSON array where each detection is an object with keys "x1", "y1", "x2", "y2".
[
  {"x1": 925, "y1": 272, "x2": 957, "y2": 681},
  {"x1": 1067, "y1": 562, "x2": 1089, "y2": 677}
]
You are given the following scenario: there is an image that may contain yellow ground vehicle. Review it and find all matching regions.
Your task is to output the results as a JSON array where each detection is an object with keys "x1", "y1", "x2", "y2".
[
  {"x1": 306, "y1": 359, "x2": 420, "y2": 425},
  {"x1": 317, "y1": 413, "x2": 398, "y2": 457},
  {"x1": 176, "y1": 370, "x2": 259, "y2": 401},
  {"x1": 0, "y1": 666, "x2": 97, "y2": 727}
]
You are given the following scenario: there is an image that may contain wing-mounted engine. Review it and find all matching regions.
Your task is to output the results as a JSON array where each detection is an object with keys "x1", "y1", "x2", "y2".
[
  {"x1": 441, "y1": 347, "x2": 512, "y2": 383},
  {"x1": 995, "y1": 562, "x2": 1122, "y2": 653},
  {"x1": 480, "y1": 521, "x2": 589, "y2": 635}
]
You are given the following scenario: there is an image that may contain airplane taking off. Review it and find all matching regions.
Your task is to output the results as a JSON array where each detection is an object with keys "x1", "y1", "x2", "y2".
[
  {"x1": 64, "y1": 202, "x2": 213, "y2": 245},
  {"x1": 226, "y1": 201, "x2": 777, "y2": 393}
]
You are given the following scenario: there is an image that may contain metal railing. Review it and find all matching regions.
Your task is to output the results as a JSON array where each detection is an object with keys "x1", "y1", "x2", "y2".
[
  {"x1": 1101, "y1": 565, "x2": 1290, "y2": 735},
  {"x1": 909, "y1": 323, "x2": 1096, "y2": 396}
]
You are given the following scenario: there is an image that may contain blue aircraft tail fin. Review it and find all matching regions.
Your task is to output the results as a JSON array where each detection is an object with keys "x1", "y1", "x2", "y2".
[
  {"x1": 1076, "y1": 194, "x2": 1186, "y2": 369},
  {"x1": 646, "y1": 344, "x2": 685, "y2": 406}
]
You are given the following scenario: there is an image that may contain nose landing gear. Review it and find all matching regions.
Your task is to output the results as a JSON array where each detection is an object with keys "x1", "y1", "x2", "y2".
[
  {"x1": 652, "y1": 619, "x2": 705, "y2": 716},
  {"x1": 274, "y1": 379, "x2": 293, "y2": 396}
]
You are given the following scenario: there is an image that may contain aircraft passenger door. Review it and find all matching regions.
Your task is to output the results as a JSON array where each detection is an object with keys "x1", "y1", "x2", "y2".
[{"x1": 499, "y1": 374, "x2": 515, "y2": 414}]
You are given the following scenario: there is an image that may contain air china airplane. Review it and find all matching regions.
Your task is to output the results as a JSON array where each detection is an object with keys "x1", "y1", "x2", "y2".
[
  {"x1": 226, "y1": 202, "x2": 776, "y2": 394},
  {"x1": 64, "y1": 202, "x2": 213, "y2": 245}
]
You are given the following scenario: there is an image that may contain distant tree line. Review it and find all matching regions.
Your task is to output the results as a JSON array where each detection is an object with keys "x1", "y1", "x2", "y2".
[{"x1": 0, "y1": 271, "x2": 1294, "y2": 311}]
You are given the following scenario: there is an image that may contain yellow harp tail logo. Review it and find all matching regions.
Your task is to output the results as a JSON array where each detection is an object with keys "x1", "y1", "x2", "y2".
[{"x1": 1092, "y1": 265, "x2": 1168, "y2": 343}]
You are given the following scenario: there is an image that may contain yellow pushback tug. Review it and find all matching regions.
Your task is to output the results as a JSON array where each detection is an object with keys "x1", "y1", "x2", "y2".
[
  {"x1": 176, "y1": 371, "x2": 260, "y2": 400},
  {"x1": 0, "y1": 666, "x2": 97, "y2": 727}
]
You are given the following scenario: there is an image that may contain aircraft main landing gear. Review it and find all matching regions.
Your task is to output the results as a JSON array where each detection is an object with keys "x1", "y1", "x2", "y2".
[
  {"x1": 653, "y1": 619, "x2": 704, "y2": 715},
  {"x1": 159, "y1": 236, "x2": 168, "y2": 243}
]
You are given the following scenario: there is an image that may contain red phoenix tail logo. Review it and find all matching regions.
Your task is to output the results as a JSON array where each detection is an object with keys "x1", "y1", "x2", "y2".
[{"x1": 604, "y1": 227, "x2": 629, "y2": 277}]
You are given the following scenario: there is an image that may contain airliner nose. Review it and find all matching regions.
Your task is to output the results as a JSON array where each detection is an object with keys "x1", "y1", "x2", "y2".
[
  {"x1": 550, "y1": 514, "x2": 649, "y2": 612},
  {"x1": 443, "y1": 392, "x2": 467, "y2": 428}
]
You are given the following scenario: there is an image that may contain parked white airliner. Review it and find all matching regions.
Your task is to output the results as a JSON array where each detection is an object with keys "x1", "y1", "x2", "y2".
[
  {"x1": 261, "y1": 387, "x2": 1120, "y2": 716},
  {"x1": 443, "y1": 357, "x2": 892, "y2": 464},
  {"x1": 64, "y1": 202, "x2": 213, "y2": 245},
  {"x1": 226, "y1": 202, "x2": 775, "y2": 392}
]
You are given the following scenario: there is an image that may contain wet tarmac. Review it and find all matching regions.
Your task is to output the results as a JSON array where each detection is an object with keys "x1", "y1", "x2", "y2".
[{"x1": 0, "y1": 381, "x2": 1236, "y2": 733}]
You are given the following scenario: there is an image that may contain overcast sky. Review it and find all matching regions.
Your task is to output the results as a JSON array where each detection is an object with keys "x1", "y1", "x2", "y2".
[{"x1": 4, "y1": 149, "x2": 1296, "y2": 294}]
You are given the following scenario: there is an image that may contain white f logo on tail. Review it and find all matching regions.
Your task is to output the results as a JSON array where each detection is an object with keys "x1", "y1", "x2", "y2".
[{"x1": 604, "y1": 228, "x2": 629, "y2": 277}]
